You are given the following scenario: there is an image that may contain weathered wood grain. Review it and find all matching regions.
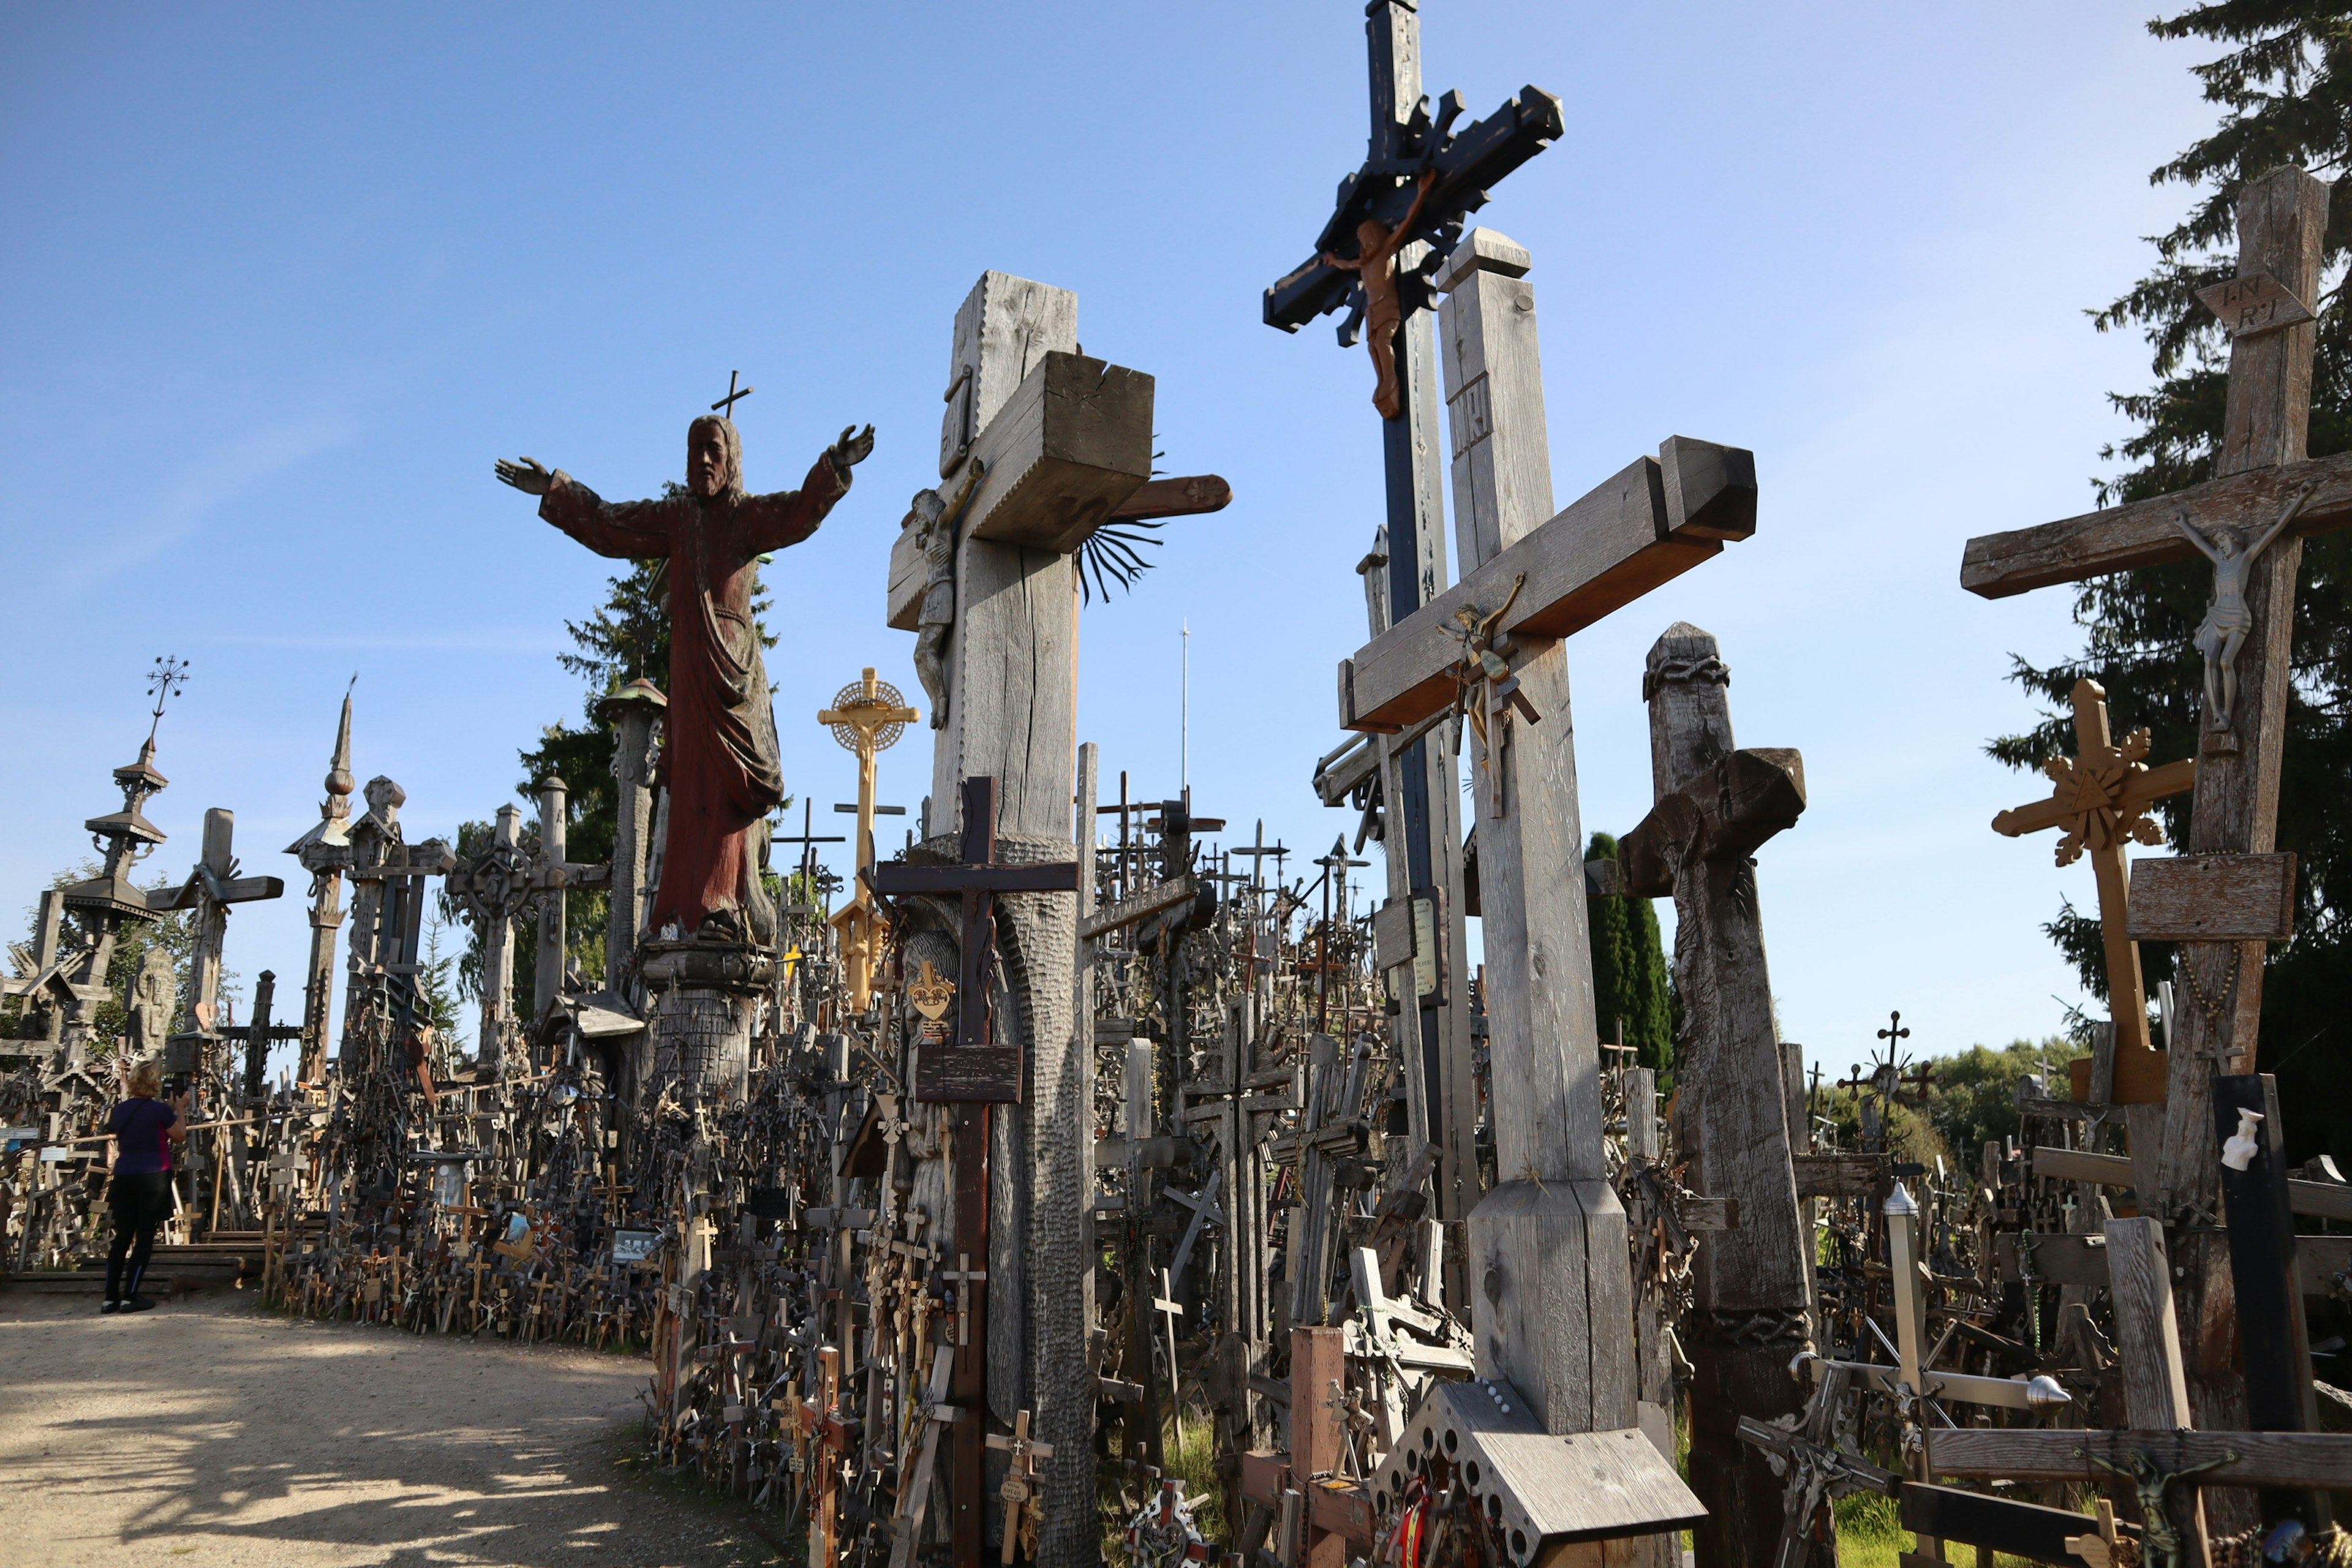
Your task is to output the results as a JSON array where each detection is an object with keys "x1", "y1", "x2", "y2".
[
  {"x1": 960, "y1": 350, "x2": 1154, "y2": 554},
  {"x1": 1928, "y1": 1430, "x2": 2352, "y2": 1488},
  {"x1": 1901, "y1": 1484, "x2": 2136, "y2": 1564},
  {"x1": 2126, "y1": 853, "x2": 2296, "y2": 941},
  {"x1": 1793, "y1": 1153, "x2": 1887, "y2": 1199},
  {"x1": 1336, "y1": 439, "x2": 1755, "y2": 733},
  {"x1": 2105, "y1": 1217, "x2": 2193, "y2": 1428},
  {"x1": 1958, "y1": 450, "x2": 2352, "y2": 599}
]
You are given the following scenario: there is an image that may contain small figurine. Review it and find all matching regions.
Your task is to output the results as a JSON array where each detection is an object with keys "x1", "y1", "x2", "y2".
[
  {"x1": 1324, "y1": 168, "x2": 1439, "y2": 420},
  {"x1": 906, "y1": 459, "x2": 987, "y2": 729},
  {"x1": 2220, "y1": 1107, "x2": 2265, "y2": 1172}
]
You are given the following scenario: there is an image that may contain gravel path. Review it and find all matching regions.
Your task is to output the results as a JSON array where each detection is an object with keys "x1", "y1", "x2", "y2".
[{"x1": 0, "y1": 1286, "x2": 781, "y2": 1567}]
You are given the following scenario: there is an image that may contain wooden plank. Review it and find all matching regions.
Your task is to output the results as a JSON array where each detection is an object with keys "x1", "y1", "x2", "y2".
[
  {"x1": 958, "y1": 350, "x2": 1153, "y2": 553},
  {"x1": 1793, "y1": 1152, "x2": 1888, "y2": 1199},
  {"x1": 1994, "y1": 1232, "x2": 2109, "y2": 1289},
  {"x1": 1901, "y1": 1484, "x2": 2137, "y2": 1565},
  {"x1": 1338, "y1": 439, "x2": 1754, "y2": 733},
  {"x1": 2067, "y1": 1047, "x2": 2169, "y2": 1106},
  {"x1": 2127, "y1": 853, "x2": 2296, "y2": 941},
  {"x1": 2031, "y1": 1147, "x2": 2134, "y2": 1187},
  {"x1": 1928, "y1": 1430, "x2": 2352, "y2": 1488},
  {"x1": 912, "y1": 1046, "x2": 1021, "y2": 1104},
  {"x1": 2105, "y1": 1217, "x2": 2193, "y2": 1428},
  {"x1": 1108, "y1": 473, "x2": 1231, "y2": 521},
  {"x1": 1077, "y1": 874, "x2": 1197, "y2": 941},
  {"x1": 2293, "y1": 1234, "x2": 2351, "y2": 1297},
  {"x1": 2290, "y1": 1177, "x2": 2352, "y2": 1222},
  {"x1": 1959, "y1": 448, "x2": 2352, "y2": 600},
  {"x1": 1620, "y1": 747, "x2": 1804, "y2": 897}
]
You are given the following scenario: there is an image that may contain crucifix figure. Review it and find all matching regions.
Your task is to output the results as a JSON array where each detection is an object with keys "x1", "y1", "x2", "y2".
[
  {"x1": 1991, "y1": 680, "x2": 2194, "y2": 1056},
  {"x1": 1268, "y1": 4, "x2": 1565, "y2": 1237},
  {"x1": 1323, "y1": 169, "x2": 1438, "y2": 419},
  {"x1": 496, "y1": 394, "x2": 875, "y2": 944},
  {"x1": 2177, "y1": 483, "x2": 2313, "y2": 730}
]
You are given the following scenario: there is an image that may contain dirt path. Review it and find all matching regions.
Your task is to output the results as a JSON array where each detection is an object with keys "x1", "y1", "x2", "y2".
[{"x1": 0, "y1": 1286, "x2": 781, "y2": 1568}]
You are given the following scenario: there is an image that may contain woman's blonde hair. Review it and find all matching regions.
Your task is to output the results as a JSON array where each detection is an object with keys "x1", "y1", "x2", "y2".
[{"x1": 127, "y1": 1060, "x2": 164, "y2": 1098}]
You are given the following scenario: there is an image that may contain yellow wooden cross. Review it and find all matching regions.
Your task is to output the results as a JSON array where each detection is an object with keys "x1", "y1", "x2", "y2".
[
  {"x1": 1991, "y1": 677, "x2": 2195, "y2": 1055},
  {"x1": 817, "y1": 668, "x2": 919, "y2": 1011}
]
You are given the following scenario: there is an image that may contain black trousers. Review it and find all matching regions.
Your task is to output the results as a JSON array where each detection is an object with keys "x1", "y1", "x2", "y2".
[{"x1": 105, "y1": 1172, "x2": 172, "y2": 1301}]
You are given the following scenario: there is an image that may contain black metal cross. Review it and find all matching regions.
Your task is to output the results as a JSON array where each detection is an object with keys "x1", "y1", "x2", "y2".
[
  {"x1": 145, "y1": 654, "x2": 190, "y2": 745},
  {"x1": 1262, "y1": 3, "x2": 1561, "y2": 1177},
  {"x1": 865, "y1": 775, "x2": 1079, "y2": 1102},
  {"x1": 710, "y1": 369, "x2": 755, "y2": 419}
]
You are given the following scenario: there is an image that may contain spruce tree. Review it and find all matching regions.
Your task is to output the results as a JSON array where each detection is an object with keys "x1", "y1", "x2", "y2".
[{"x1": 1994, "y1": 2, "x2": 2352, "y2": 1162}]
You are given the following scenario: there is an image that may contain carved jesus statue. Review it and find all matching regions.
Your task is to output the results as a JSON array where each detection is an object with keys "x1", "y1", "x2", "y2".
[
  {"x1": 2174, "y1": 481, "x2": 2313, "y2": 730},
  {"x1": 496, "y1": 413, "x2": 875, "y2": 945}
]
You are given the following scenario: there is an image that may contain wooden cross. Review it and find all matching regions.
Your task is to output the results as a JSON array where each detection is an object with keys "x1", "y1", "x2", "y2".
[
  {"x1": 1340, "y1": 220, "x2": 1752, "y2": 1463},
  {"x1": 1163, "y1": 1166, "x2": 1223, "y2": 1288},
  {"x1": 1151, "y1": 1266, "x2": 1185, "y2": 1398},
  {"x1": 984, "y1": 1408, "x2": 1056, "y2": 1565},
  {"x1": 940, "y1": 1252, "x2": 987, "y2": 1348},
  {"x1": 710, "y1": 369, "x2": 753, "y2": 418},
  {"x1": 1961, "y1": 166, "x2": 2335, "y2": 1437},
  {"x1": 885, "y1": 1346, "x2": 959, "y2": 1568},
  {"x1": 1991, "y1": 678, "x2": 2195, "y2": 1055}
]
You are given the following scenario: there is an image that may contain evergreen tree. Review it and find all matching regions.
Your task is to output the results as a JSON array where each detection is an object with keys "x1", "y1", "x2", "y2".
[
  {"x1": 1993, "y1": 3, "x2": 2352, "y2": 1163},
  {"x1": 1585, "y1": 832, "x2": 1676, "y2": 1074}
]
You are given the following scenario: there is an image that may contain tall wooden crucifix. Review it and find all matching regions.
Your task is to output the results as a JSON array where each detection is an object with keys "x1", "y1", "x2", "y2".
[
  {"x1": 1959, "y1": 164, "x2": 2331, "y2": 1452},
  {"x1": 869, "y1": 775, "x2": 1078, "y2": 1567},
  {"x1": 1267, "y1": 1, "x2": 1564, "y2": 1231},
  {"x1": 1336, "y1": 227, "x2": 1738, "y2": 1558}
]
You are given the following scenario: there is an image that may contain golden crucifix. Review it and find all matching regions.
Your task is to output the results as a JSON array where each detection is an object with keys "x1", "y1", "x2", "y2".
[
  {"x1": 1991, "y1": 678, "x2": 2195, "y2": 1055},
  {"x1": 818, "y1": 668, "x2": 919, "y2": 1012}
]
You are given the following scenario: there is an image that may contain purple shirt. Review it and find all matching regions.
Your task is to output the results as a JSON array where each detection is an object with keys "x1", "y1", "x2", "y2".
[{"x1": 110, "y1": 1098, "x2": 176, "y2": 1175}]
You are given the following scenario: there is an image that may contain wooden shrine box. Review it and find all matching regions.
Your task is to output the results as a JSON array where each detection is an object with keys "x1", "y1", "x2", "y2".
[
  {"x1": 1370, "y1": 1380, "x2": 1703, "y2": 1566},
  {"x1": 888, "y1": 350, "x2": 1155, "y2": 627}
]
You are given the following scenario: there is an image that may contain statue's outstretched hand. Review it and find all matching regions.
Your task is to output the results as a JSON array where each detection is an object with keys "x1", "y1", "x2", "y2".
[
  {"x1": 829, "y1": 424, "x2": 877, "y2": 475},
  {"x1": 495, "y1": 456, "x2": 554, "y2": 496}
]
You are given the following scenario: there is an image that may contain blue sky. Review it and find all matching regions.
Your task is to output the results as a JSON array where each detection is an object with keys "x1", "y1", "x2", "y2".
[{"x1": 1, "y1": 4, "x2": 2222, "y2": 1081}]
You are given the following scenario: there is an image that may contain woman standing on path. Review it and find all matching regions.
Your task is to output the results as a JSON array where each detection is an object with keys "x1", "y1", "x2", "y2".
[{"x1": 103, "y1": 1060, "x2": 186, "y2": 1314}]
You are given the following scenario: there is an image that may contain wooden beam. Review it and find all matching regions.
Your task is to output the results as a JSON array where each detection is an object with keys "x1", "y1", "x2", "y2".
[
  {"x1": 1619, "y1": 747, "x2": 1804, "y2": 898},
  {"x1": 1337, "y1": 439, "x2": 1755, "y2": 733},
  {"x1": 1792, "y1": 1152, "x2": 1887, "y2": 1199},
  {"x1": 1959, "y1": 449, "x2": 2352, "y2": 600},
  {"x1": 1077, "y1": 874, "x2": 1197, "y2": 941},
  {"x1": 1928, "y1": 1430, "x2": 2352, "y2": 1488},
  {"x1": 2127, "y1": 853, "x2": 2296, "y2": 941},
  {"x1": 2106, "y1": 1217, "x2": 2193, "y2": 1428},
  {"x1": 959, "y1": 350, "x2": 1154, "y2": 554},
  {"x1": 1901, "y1": 1484, "x2": 2138, "y2": 1566}
]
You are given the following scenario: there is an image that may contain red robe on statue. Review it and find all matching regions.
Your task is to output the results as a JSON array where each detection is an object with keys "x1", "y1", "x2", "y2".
[{"x1": 540, "y1": 446, "x2": 849, "y2": 942}]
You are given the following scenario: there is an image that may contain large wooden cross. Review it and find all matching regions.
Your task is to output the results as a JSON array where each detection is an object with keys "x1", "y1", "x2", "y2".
[
  {"x1": 1268, "y1": 4, "x2": 1564, "y2": 1234},
  {"x1": 1958, "y1": 164, "x2": 2330, "y2": 1446},
  {"x1": 1333, "y1": 227, "x2": 1730, "y2": 1551}
]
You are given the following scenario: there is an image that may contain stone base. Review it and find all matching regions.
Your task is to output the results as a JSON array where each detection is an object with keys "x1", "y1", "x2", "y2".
[{"x1": 1467, "y1": 1178, "x2": 1636, "y2": 1435}]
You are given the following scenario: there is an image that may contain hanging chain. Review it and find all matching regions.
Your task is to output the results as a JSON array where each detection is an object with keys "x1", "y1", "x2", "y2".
[{"x1": 2173, "y1": 942, "x2": 2240, "y2": 1033}]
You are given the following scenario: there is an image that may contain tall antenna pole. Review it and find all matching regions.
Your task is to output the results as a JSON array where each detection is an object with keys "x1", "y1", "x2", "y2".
[{"x1": 1180, "y1": 620, "x2": 1191, "y2": 797}]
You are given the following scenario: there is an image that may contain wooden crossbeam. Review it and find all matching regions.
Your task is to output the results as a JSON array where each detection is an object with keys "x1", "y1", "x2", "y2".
[
  {"x1": 1961, "y1": 449, "x2": 2352, "y2": 599},
  {"x1": 1338, "y1": 437, "x2": 1755, "y2": 733},
  {"x1": 1928, "y1": 1429, "x2": 2352, "y2": 1488}
]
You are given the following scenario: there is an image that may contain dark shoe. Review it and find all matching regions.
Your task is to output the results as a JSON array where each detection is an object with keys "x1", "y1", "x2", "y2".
[
  {"x1": 121, "y1": 1297, "x2": 158, "y2": 1313},
  {"x1": 100, "y1": 1300, "x2": 119, "y2": 1315}
]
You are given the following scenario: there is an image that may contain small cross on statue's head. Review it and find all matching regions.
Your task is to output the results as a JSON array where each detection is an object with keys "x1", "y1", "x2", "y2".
[
  {"x1": 710, "y1": 370, "x2": 754, "y2": 421},
  {"x1": 1876, "y1": 1011, "x2": 1910, "y2": 1052}
]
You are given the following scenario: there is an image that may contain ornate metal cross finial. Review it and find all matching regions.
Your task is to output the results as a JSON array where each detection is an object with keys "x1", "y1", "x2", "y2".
[
  {"x1": 145, "y1": 654, "x2": 190, "y2": 745},
  {"x1": 1876, "y1": 1010, "x2": 1910, "y2": 1054},
  {"x1": 710, "y1": 369, "x2": 755, "y2": 420}
]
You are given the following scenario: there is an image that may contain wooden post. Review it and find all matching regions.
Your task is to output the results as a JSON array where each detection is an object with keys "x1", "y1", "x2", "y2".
[
  {"x1": 2105, "y1": 1216, "x2": 2208, "y2": 1564},
  {"x1": 1638, "y1": 623, "x2": 1813, "y2": 1568},
  {"x1": 535, "y1": 774, "x2": 568, "y2": 1023},
  {"x1": 1431, "y1": 230, "x2": 1637, "y2": 1439},
  {"x1": 2161, "y1": 166, "x2": 2331, "y2": 1452},
  {"x1": 1290, "y1": 1325, "x2": 1349, "y2": 1568}
]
